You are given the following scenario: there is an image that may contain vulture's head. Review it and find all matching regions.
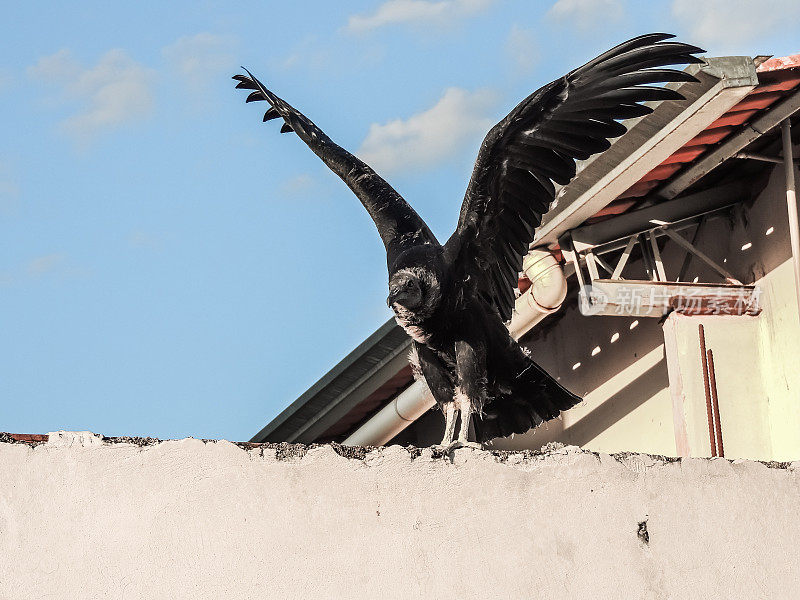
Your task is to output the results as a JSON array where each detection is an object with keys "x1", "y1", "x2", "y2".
[
  {"x1": 388, "y1": 271, "x2": 423, "y2": 310},
  {"x1": 387, "y1": 267, "x2": 441, "y2": 317}
]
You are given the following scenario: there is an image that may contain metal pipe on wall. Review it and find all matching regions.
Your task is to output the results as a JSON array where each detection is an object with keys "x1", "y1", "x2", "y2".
[
  {"x1": 342, "y1": 379, "x2": 434, "y2": 448},
  {"x1": 706, "y1": 349, "x2": 724, "y2": 458},
  {"x1": 782, "y1": 119, "x2": 800, "y2": 320},
  {"x1": 698, "y1": 325, "x2": 717, "y2": 457}
]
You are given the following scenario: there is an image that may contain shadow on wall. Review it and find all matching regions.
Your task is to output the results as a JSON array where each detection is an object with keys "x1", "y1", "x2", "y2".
[{"x1": 560, "y1": 359, "x2": 667, "y2": 447}]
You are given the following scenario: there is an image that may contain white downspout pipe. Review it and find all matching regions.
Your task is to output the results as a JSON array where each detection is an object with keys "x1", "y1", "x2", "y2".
[
  {"x1": 341, "y1": 380, "x2": 433, "y2": 447},
  {"x1": 781, "y1": 119, "x2": 800, "y2": 320},
  {"x1": 343, "y1": 249, "x2": 568, "y2": 446},
  {"x1": 509, "y1": 249, "x2": 570, "y2": 337}
]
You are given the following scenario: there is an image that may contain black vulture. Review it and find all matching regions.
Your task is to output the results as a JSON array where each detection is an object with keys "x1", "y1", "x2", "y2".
[{"x1": 233, "y1": 34, "x2": 703, "y2": 448}]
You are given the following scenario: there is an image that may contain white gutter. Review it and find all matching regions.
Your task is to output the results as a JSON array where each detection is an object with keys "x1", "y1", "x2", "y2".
[{"x1": 343, "y1": 250, "x2": 567, "y2": 446}]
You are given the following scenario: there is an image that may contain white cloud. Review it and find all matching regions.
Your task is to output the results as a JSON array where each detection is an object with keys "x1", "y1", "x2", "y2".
[
  {"x1": 358, "y1": 87, "x2": 497, "y2": 174},
  {"x1": 27, "y1": 253, "x2": 65, "y2": 276},
  {"x1": 275, "y1": 36, "x2": 386, "y2": 74},
  {"x1": 346, "y1": 0, "x2": 496, "y2": 33},
  {"x1": 277, "y1": 36, "x2": 332, "y2": 72},
  {"x1": 281, "y1": 174, "x2": 316, "y2": 196},
  {"x1": 27, "y1": 48, "x2": 82, "y2": 83},
  {"x1": 505, "y1": 25, "x2": 539, "y2": 74},
  {"x1": 128, "y1": 230, "x2": 164, "y2": 251},
  {"x1": 162, "y1": 33, "x2": 236, "y2": 89},
  {"x1": 672, "y1": 0, "x2": 800, "y2": 52},
  {"x1": 1, "y1": 253, "x2": 87, "y2": 285},
  {"x1": 28, "y1": 49, "x2": 154, "y2": 144},
  {"x1": 548, "y1": 0, "x2": 623, "y2": 30}
]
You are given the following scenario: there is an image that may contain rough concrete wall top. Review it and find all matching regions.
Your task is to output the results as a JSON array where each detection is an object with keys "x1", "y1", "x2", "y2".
[{"x1": 1, "y1": 433, "x2": 799, "y2": 599}]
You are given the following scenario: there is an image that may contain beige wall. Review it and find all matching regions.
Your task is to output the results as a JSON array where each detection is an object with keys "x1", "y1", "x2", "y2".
[
  {"x1": 662, "y1": 256, "x2": 800, "y2": 462},
  {"x1": 663, "y1": 313, "x2": 771, "y2": 459},
  {"x1": 2, "y1": 434, "x2": 800, "y2": 599},
  {"x1": 492, "y1": 156, "x2": 800, "y2": 461}
]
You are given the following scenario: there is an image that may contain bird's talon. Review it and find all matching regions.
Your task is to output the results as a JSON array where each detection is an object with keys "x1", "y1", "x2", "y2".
[
  {"x1": 455, "y1": 440, "x2": 483, "y2": 450},
  {"x1": 432, "y1": 442, "x2": 456, "y2": 452},
  {"x1": 434, "y1": 440, "x2": 483, "y2": 452}
]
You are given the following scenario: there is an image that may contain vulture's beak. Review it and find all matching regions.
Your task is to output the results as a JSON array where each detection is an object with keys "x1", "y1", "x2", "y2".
[{"x1": 387, "y1": 286, "x2": 405, "y2": 307}]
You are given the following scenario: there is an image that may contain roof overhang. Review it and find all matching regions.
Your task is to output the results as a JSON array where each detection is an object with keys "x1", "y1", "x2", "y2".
[
  {"x1": 534, "y1": 56, "x2": 758, "y2": 247},
  {"x1": 656, "y1": 86, "x2": 800, "y2": 199},
  {"x1": 569, "y1": 181, "x2": 750, "y2": 250},
  {"x1": 250, "y1": 319, "x2": 411, "y2": 443}
]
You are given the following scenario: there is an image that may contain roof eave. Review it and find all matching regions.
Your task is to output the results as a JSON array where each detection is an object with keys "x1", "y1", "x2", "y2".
[
  {"x1": 250, "y1": 318, "x2": 407, "y2": 443},
  {"x1": 534, "y1": 56, "x2": 759, "y2": 248}
]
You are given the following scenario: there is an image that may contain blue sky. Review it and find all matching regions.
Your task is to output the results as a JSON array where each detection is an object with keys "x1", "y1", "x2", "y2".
[{"x1": 2, "y1": 0, "x2": 798, "y2": 440}]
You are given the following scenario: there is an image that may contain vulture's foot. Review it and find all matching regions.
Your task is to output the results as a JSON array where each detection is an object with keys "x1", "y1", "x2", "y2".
[
  {"x1": 435, "y1": 400, "x2": 483, "y2": 451},
  {"x1": 434, "y1": 440, "x2": 483, "y2": 452},
  {"x1": 450, "y1": 440, "x2": 483, "y2": 450}
]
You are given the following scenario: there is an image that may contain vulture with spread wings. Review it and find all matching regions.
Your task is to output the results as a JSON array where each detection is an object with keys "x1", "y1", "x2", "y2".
[{"x1": 234, "y1": 34, "x2": 703, "y2": 448}]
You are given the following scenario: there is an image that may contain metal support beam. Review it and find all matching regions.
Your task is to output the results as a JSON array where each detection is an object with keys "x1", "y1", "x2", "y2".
[
  {"x1": 661, "y1": 228, "x2": 742, "y2": 285},
  {"x1": 585, "y1": 251, "x2": 601, "y2": 281},
  {"x1": 657, "y1": 88, "x2": 800, "y2": 200},
  {"x1": 611, "y1": 235, "x2": 637, "y2": 279},
  {"x1": 677, "y1": 218, "x2": 706, "y2": 282},
  {"x1": 570, "y1": 182, "x2": 748, "y2": 249},
  {"x1": 735, "y1": 151, "x2": 800, "y2": 164},
  {"x1": 649, "y1": 230, "x2": 667, "y2": 281},
  {"x1": 593, "y1": 254, "x2": 615, "y2": 277},
  {"x1": 561, "y1": 233, "x2": 587, "y2": 298},
  {"x1": 639, "y1": 234, "x2": 657, "y2": 281},
  {"x1": 781, "y1": 119, "x2": 800, "y2": 319}
]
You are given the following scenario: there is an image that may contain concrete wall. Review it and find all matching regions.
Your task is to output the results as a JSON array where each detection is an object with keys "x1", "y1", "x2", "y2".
[
  {"x1": 2, "y1": 433, "x2": 800, "y2": 599},
  {"x1": 485, "y1": 156, "x2": 800, "y2": 461}
]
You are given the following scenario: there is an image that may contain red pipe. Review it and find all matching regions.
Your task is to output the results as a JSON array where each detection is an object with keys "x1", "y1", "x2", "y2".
[
  {"x1": 699, "y1": 325, "x2": 717, "y2": 457},
  {"x1": 707, "y1": 349, "x2": 724, "y2": 457}
]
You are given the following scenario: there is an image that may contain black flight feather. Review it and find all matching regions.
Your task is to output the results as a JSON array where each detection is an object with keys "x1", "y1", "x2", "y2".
[{"x1": 446, "y1": 35, "x2": 703, "y2": 321}]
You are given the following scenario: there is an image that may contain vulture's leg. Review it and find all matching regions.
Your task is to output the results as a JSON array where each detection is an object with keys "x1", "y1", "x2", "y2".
[
  {"x1": 413, "y1": 342, "x2": 457, "y2": 447},
  {"x1": 454, "y1": 339, "x2": 486, "y2": 448},
  {"x1": 440, "y1": 402, "x2": 457, "y2": 446}
]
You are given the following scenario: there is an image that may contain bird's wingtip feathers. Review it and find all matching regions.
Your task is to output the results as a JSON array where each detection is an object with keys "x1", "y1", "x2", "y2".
[{"x1": 232, "y1": 69, "x2": 296, "y2": 135}]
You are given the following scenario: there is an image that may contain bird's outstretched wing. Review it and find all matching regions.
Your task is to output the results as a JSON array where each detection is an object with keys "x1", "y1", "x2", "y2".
[
  {"x1": 445, "y1": 34, "x2": 704, "y2": 321},
  {"x1": 233, "y1": 69, "x2": 438, "y2": 268}
]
